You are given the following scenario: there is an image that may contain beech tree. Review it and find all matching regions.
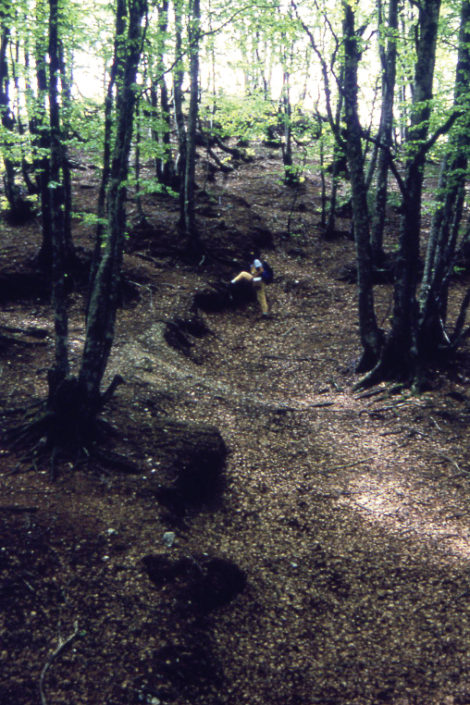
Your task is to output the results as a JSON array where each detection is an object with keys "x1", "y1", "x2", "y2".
[
  {"x1": 357, "y1": 0, "x2": 470, "y2": 387},
  {"x1": 78, "y1": 0, "x2": 147, "y2": 405},
  {"x1": 342, "y1": 0, "x2": 383, "y2": 371},
  {"x1": 370, "y1": 0, "x2": 398, "y2": 264},
  {"x1": 417, "y1": 0, "x2": 470, "y2": 359},
  {"x1": 9, "y1": 0, "x2": 148, "y2": 469},
  {"x1": 0, "y1": 2, "x2": 24, "y2": 221},
  {"x1": 181, "y1": 0, "x2": 201, "y2": 250}
]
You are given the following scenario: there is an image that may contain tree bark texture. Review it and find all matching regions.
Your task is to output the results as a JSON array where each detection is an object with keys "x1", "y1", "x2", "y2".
[
  {"x1": 153, "y1": 0, "x2": 176, "y2": 187},
  {"x1": 48, "y1": 0, "x2": 69, "y2": 387},
  {"x1": 35, "y1": 34, "x2": 54, "y2": 270},
  {"x1": 182, "y1": 0, "x2": 201, "y2": 251},
  {"x1": 0, "y1": 18, "x2": 18, "y2": 217},
  {"x1": 79, "y1": 0, "x2": 147, "y2": 404},
  {"x1": 370, "y1": 0, "x2": 398, "y2": 263},
  {"x1": 173, "y1": 0, "x2": 186, "y2": 209},
  {"x1": 381, "y1": 0, "x2": 441, "y2": 380},
  {"x1": 418, "y1": 0, "x2": 470, "y2": 354},
  {"x1": 93, "y1": 0, "x2": 126, "y2": 276},
  {"x1": 342, "y1": 0, "x2": 382, "y2": 371}
]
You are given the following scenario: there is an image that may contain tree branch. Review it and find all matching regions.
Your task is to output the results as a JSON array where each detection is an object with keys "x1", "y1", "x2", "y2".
[{"x1": 39, "y1": 620, "x2": 80, "y2": 705}]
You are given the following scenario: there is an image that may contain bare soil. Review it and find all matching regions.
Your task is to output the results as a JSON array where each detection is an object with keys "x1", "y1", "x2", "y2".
[{"x1": 2, "y1": 146, "x2": 470, "y2": 705}]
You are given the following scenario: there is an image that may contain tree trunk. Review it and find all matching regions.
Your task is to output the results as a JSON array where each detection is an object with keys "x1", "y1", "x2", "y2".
[
  {"x1": 342, "y1": 0, "x2": 383, "y2": 371},
  {"x1": 181, "y1": 0, "x2": 201, "y2": 255},
  {"x1": 0, "y1": 21, "x2": 18, "y2": 217},
  {"x1": 57, "y1": 33, "x2": 74, "y2": 262},
  {"x1": 281, "y1": 69, "x2": 296, "y2": 186},
  {"x1": 153, "y1": 0, "x2": 176, "y2": 188},
  {"x1": 359, "y1": 0, "x2": 441, "y2": 387},
  {"x1": 79, "y1": 0, "x2": 147, "y2": 405},
  {"x1": 93, "y1": 0, "x2": 126, "y2": 281},
  {"x1": 173, "y1": 0, "x2": 186, "y2": 194},
  {"x1": 389, "y1": 0, "x2": 441, "y2": 377},
  {"x1": 324, "y1": 65, "x2": 345, "y2": 240},
  {"x1": 35, "y1": 38, "x2": 53, "y2": 271},
  {"x1": 370, "y1": 0, "x2": 398, "y2": 264},
  {"x1": 47, "y1": 0, "x2": 69, "y2": 389},
  {"x1": 418, "y1": 0, "x2": 470, "y2": 355}
]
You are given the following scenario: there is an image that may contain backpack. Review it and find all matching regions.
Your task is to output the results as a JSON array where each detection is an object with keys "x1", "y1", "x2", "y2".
[{"x1": 261, "y1": 260, "x2": 274, "y2": 284}]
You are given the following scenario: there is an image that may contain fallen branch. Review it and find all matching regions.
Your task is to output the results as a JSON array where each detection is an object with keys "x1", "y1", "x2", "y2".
[
  {"x1": 306, "y1": 401, "x2": 335, "y2": 408},
  {"x1": 0, "y1": 505, "x2": 38, "y2": 513},
  {"x1": 432, "y1": 451, "x2": 464, "y2": 475},
  {"x1": 360, "y1": 401, "x2": 409, "y2": 415},
  {"x1": 320, "y1": 458, "x2": 374, "y2": 473},
  {"x1": 429, "y1": 416, "x2": 443, "y2": 432},
  {"x1": 1, "y1": 324, "x2": 49, "y2": 339},
  {"x1": 265, "y1": 354, "x2": 318, "y2": 362},
  {"x1": 39, "y1": 620, "x2": 80, "y2": 705}
]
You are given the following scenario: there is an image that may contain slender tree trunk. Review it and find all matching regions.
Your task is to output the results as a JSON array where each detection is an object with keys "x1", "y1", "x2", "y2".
[
  {"x1": 35, "y1": 50, "x2": 53, "y2": 270},
  {"x1": 324, "y1": 65, "x2": 345, "y2": 240},
  {"x1": 134, "y1": 99, "x2": 145, "y2": 221},
  {"x1": 173, "y1": 0, "x2": 186, "y2": 206},
  {"x1": 0, "y1": 21, "x2": 17, "y2": 215},
  {"x1": 79, "y1": 0, "x2": 147, "y2": 405},
  {"x1": 58, "y1": 35, "x2": 74, "y2": 261},
  {"x1": 281, "y1": 69, "x2": 296, "y2": 186},
  {"x1": 90, "y1": 0, "x2": 126, "y2": 291},
  {"x1": 47, "y1": 0, "x2": 69, "y2": 391},
  {"x1": 325, "y1": 143, "x2": 343, "y2": 239},
  {"x1": 153, "y1": 0, "x2": 175, "y2": 187},
  {"x1": 418, "y1": 0, "x2": 470, "y2": 354},
  {"x1": 181, "y1": 0, "x2": 201, "y2": 253},
  {"x1": 359, "y1": 0, "x2": 442, "y2": 387},
  {"x1": 370, "y1": 0, "x2": 398, "y2": 264},
  {"x1": 390, "y1": 0, "x2": 440, "y2": 375},
  {"x1": 0, "y1": 16, "x2": 35, "y2": 221},
  {"x1": 342, "y1": 0, "x2": 382, "y2": 371}
]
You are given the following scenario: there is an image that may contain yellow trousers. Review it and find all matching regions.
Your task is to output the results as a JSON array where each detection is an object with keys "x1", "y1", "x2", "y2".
[{"x1": 232, "y1": 271, "x2": 268, "y2": 314}]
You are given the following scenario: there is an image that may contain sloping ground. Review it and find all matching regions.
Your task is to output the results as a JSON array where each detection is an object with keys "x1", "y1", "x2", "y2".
[{"x1": 2, "y1": 150, "x2": 470, "y2": 705}]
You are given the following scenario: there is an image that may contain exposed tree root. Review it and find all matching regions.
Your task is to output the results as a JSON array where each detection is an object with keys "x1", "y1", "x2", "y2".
[
  {"x1": 2, "y1": 373, "x2": 226, "y2": 500},
  {"x1": 1, "y1": 375, "x2": 127, "y2": 479},
  {"x1": 93, "y1": 447, "x2": 142, "y2": 474}
]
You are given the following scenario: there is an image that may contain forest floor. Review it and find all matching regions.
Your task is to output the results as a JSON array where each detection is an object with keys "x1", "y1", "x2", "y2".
[{"x1": 3, "y1": 144, "x2": 470, "y2": 705}]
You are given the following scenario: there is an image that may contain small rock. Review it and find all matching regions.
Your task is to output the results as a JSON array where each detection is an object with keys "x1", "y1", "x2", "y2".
[
  {"x1": 135, "y1": 356, "x2": 154, "y2": 372},
  {"x1": 162, "y1": 531, "x2": 176, "y2": 548}
]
